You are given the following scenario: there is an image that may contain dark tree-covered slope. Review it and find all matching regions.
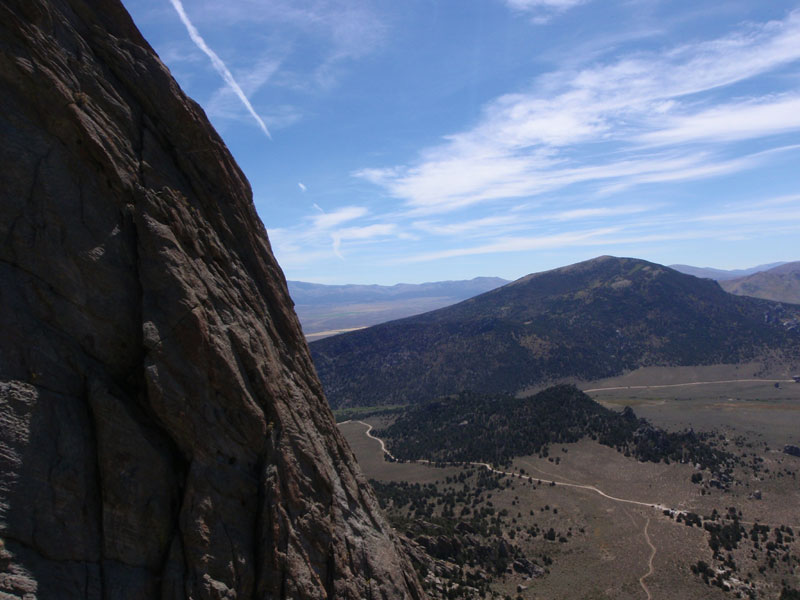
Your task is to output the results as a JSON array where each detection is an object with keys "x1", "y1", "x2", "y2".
[
  {"x1": 311, "y1": 256, "x2": 800, "y2": 407},
  {"x1": 377, "y1": 385, "x2": 732, "y2": 473}
]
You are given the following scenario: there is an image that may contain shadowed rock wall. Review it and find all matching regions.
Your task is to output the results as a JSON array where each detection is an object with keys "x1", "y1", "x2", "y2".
[{"x1": 0, "y1": 0, "x2": 424, "y2": 598}]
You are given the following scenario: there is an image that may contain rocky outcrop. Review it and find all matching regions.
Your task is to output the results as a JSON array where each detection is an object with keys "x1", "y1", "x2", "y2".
[{"x1": 0, "y1": 0, "x2": 424, "y2": 598}]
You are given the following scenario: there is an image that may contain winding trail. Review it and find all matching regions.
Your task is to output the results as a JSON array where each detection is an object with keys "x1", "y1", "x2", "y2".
[
  {"x1": 340, "y1": 419, "x2": 396, "y2": 459},
  {"x1": 340, "y1": 420, "x2": 674, "y2": 511},
  {"x1": 639, "y1": 517, "x2": 656, "y2": 600},
  {"x1": 341, "y1": 419, "x2": 666, "y2": 597},
  {"x1": 524, "y1": 462, "x2": 582, "y2": 485},
  {"x1": 339, "y1": 418, "x2": 799, "y2": 598},
  {"x1": 340, "y1": 419, "x2": 800, "y2": 527}
]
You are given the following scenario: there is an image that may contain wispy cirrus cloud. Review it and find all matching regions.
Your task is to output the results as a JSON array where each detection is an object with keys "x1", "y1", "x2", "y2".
[
  {"x1": 688, "y1": 196, "x2": 800, "y2": 225},
  {"x1": 398, "y1": 228, "x2": 621, "y2": 264},
  {"x1": 395, "y1": 195, "x2": 800, "y2": 265},
  {"x1": 412, "y1": 214, "x2": 524, "y2": 237},
  {"x1": 181, "y1": 0, "x2": 386, "y2": 92},
  {"x1": 505, "y1": 0, "x2": 586, "y2": 8},
  {"x1": 549, "y1": 205, "x2": 652, "y2": 221},
  {"x1": 161, "y1": 0, "x2": 387, "y2": 135},
  {"x1": 168, "y1": 0, "x2": 271, "y2": 138},
  {"x1": 136, "y1": 1, "x2": 800, "y2": 282},
  {"x1": 358, "y1": 147, "x2": 780, "y2": 216},
  {"x1": 269, "y1": 205, "x2": 401, "y2": 265},
  {"x1": 311, "y1": 205, "x2": 367, "y2": 229},
  {"x1": 412, "y1": 205, "x2": 652, "y2": 238},
  {"x1": 204, "y1": 54, "x2": 306, "y2": 131},
  {"x1": 502, "y1": 0, "x2": 589, "y2": 23},
  {"x1": 192, "y1": 0, "x2": 385, "y2": 57},
  {"x1": 332, "y1": 224, "x2": 397, "y2": 259},
  {"x1": 355, "y1": 10, "x2": 800, "y2": 215},
  {"x1": 637, "y1": 94, "x2": 800, "y2": 146}
]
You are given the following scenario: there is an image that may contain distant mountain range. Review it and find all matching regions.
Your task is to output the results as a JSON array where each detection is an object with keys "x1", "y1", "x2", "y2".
[
  {"x1": 719, "y1": 261, "x2": 800, "y2": 304},
  {"x1": 310, "y1": 256, "x2": 800, "y2": 408},
  {"x1": 669, "y1": 262, "x2": 788, "y2": 281},
  {"x1": 670, "y1": 261, "x2": 800, "y2": 304},
  {"x1": 288, "y1": 277, "x2": 508, "y2": 340},
  {"x1": 290, "y1": 262, "x2": 799, "y2": 339}
]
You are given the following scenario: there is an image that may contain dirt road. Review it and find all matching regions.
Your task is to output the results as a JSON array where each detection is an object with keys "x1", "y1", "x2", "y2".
[{"x1": 583, "y1": 378, "x2": 791, "y2": 393}]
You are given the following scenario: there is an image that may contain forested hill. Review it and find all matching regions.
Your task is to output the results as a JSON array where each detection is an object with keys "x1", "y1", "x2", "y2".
[
  {"x1": 377, "y1": 385, "x2": 731, "y2": 474},
  {"x1": 311, "y1": 256, "x2": 800, "y2": 408}
]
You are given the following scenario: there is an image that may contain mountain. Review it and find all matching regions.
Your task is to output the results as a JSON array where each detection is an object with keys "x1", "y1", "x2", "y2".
[
  {"x1": 720, "y1": 261, "x2": 800, "y2": 304},
  {"x1": 0, "y1": 1, "x2": 422, "y2": 598},
  {"x1": 311, "y1": 256, "x2": 800, "y2": 408},
  {"x1": 670, "y1": 262, "x2": 787, "y2": 280},
  {"x1": 289, "y1": 277, "x2": 508, "y2": 340}
]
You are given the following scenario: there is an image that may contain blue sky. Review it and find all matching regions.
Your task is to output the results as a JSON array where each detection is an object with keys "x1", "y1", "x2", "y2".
[{"x1": 122, "y1": 0, "x2": 800, "y2": 284}]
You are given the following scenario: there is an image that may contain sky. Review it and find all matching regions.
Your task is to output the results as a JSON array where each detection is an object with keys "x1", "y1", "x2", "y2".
[{"x1": 122, "y1": 0, "x2": 800, "y2": 285}]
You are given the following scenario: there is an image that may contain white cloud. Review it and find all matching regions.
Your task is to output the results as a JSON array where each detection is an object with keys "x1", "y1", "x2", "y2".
[
  {"x1": 200, "y1": 52, "x2": 311, "y2": 131},
  {"x1": 355, "y1": 11, "x2": 800, "y2": 214},
  {"x1": 395, "y1": 198, "x2": 800, "y2": 265},
  {"x1": 238, "y1": 55, "x2": 284, "y2": 95},
  {"x1": 187, "y1": 0, "x2": 386, "y2": 92},
  {"x1": 269, "y1": 204, "x2": 403, "y2": 263},
  {"x1": 637, "y1": 95, "x2": 800, "y2": 145},
  {"x1": 332, "y1": 224, "x2": 396, "y2": 258},
  {"x1": 311, "y1": 205, "x2": 368, "y2": 230},
  {"x1": 506, "y1": 0, "x2": 585, "y2": 7},
  {"x1": 549, "y1": 205, "x2": 651, "y2": 221},
  {"x1": 399, "y1": 228, "x2": 620, "y2": 263},
  {"x1": 748, "y1": 193, "x2": 800, "y2": 208},
  {"x1": 164, "y1": 1, "x2": 388, "y2": 135},
  {"x1": 194, "y1": 0, "x2": 385, "y2": 57},
  {"x1": 413, "y1": 215, "x2": 523, "y2": 236},
  {"x1": 411, "y1": 205, "x2": 654, "y2": 240},
  {"x1": 502, "y1": 0, "x2": 588, "y2": 23},
  {"x1": 688, "y1": 202, "x2": 800, "y2": 226},
  {"x1": 168, "y1": 0, "x2": 271, "y2": 138}
]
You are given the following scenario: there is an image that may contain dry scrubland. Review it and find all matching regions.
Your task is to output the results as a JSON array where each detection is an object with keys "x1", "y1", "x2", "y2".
[
  {"x1": 583, "y1": 363, "x2": 800, "y2": 449},
  {"x1": 341, "y1": 374, "x2": 800, "y2": 599}
]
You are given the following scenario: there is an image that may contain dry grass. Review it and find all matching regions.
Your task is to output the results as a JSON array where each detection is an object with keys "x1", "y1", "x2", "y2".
[
  {"x1": 587, "y1": 375, "x2": 800, "y2": 448},
  {"x1": 340, "y1": 385, "x2": 800, "y2": 599}
]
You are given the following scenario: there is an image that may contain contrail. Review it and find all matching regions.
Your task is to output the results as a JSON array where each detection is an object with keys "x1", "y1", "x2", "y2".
[{"x1": 168, "y1": 0, "x2": 271, "y2": 139}]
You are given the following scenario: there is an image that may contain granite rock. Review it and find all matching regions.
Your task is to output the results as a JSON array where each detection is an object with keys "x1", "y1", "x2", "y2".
[{"x1": 0, "y1": 1, "x2": 424, "y2": 598}]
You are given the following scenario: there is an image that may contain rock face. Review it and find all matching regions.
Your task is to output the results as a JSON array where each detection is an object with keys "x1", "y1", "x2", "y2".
[{"x1": 0, "y1": 1, "x2": 424, "y2": 598}]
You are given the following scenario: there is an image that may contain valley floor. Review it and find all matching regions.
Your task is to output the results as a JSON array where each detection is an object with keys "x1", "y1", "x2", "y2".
[{"x1": 341, "y1": 375, "x2": 800, "y2": 599}]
